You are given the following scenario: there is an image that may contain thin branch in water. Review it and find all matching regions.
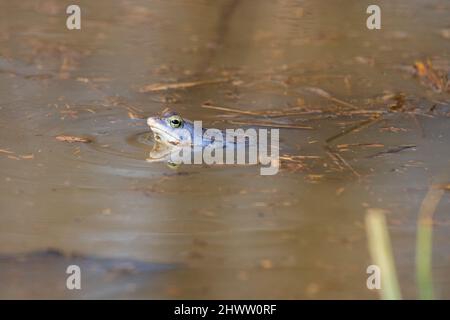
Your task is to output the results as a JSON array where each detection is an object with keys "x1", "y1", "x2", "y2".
[
  {"x1": 201, "y1": 103, "x2": 263, "y2": 115},
  {"x1": 324, "y1": 145, "x2": 360, "y2": 178},
  {"x1": 367, "y1": 144, "x2": 416, "y2": 159},
  {"x1": 139, "y1": 78, "x2": 230, "y2": 92},
  {"x1": 325, "y1": 115, "x2": 382, "y2": 144},
  {"x1": 303, "y1": 87, "x2": 359, "y2": 110},
  {"x1": 228, "y1": 120, "x2": 313, "y2": 130}
]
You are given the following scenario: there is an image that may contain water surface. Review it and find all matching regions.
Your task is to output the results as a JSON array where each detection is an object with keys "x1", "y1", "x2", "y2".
[{"x1": 0, "y1": 0, "x2": 449, "y2": 299}]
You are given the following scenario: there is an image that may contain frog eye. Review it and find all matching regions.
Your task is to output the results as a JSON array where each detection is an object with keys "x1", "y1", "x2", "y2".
[{"x1": 168, "y1": 115, "x2": 183, "y2": 128}]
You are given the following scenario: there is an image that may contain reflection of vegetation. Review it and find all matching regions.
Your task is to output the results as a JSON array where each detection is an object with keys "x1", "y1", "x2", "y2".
[
  {"x1": 365, "y1": 209, "x2": 402, "y2": 300},
  {"x1": 416, "y1": 187, "x2": 444, "y2": 300},
  {"x1": 366, "y1": 186, "x2": 444, "y2": 300},
  {"x1": 416, "y1": 221, "x2": 433, "y2": 299}
]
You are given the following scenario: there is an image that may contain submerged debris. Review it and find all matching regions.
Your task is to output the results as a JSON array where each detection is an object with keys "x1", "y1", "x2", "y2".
[{"x1": 413, "y1": 60, "x2": 449, "y2": 93}]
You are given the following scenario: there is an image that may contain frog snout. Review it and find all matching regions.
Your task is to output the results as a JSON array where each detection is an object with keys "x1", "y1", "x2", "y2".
[{"x1": 147, "y1": 117, "x2": 156, "y2": 127}]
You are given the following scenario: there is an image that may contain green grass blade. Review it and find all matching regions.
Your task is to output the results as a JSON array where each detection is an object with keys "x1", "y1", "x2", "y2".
[{"x1": 365, "y1": 209, "x2": 402, "y2": 300}]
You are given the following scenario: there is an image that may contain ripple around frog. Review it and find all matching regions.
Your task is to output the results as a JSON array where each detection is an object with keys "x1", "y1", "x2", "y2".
[
  {"x1": 40, "y1": 109, "x2": 159, "y2": 168},
  {"x1": 0, "y1": 106, "x2": 173, "y2": 187},
  {"x1": 39, "y1": 109, "x2": 244, "y2": 180}
]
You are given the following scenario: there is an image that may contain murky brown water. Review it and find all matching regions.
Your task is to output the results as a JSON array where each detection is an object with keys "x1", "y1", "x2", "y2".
[{"x1": 0, "y1": 0, "x2": 449, "y2": 299}]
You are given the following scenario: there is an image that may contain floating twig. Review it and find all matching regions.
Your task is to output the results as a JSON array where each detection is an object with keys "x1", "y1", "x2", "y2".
[
  {"x1": 326, "y1": 115, "x2": 382, "y2": 144},
  {"x1": 0, "y1": 148, "x2": 14, "y2": 154},
  {"x1": 304, "y1": 87, "x2": 359, "y2": 110},
  {"x1": 139, "y1": 78, "x2": 229, "y2": 92},
  {"x1": 337, "y1": 143, "x2": 384, "y2": 149},
  {"x1": 333, "y1": 151, "x2": 360, "y2": 178},
  {"x1": 201, "y1": 103, "x2": 263, "y2": 115},
  {"x1": 228, "y1": 120, "x2": 313, "y2": 130},
  {"x1": 367, "y1": 144, "x2": 416, "y2": 158},
  {"x1": 56, "y1": 135, "x2": 92, "y2": 143}
]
